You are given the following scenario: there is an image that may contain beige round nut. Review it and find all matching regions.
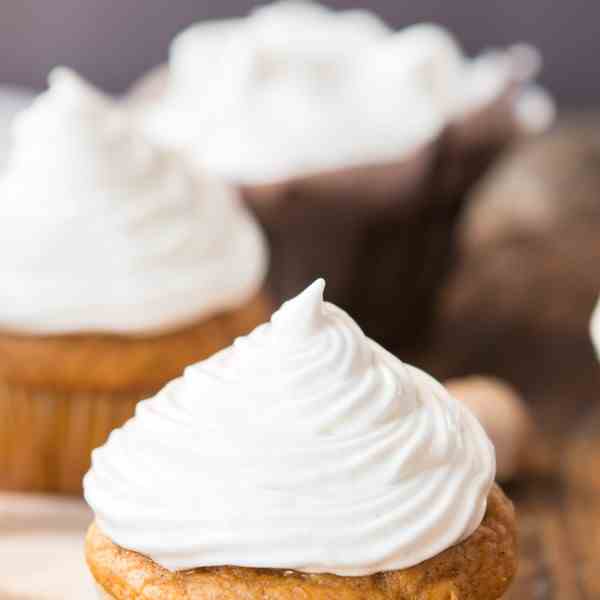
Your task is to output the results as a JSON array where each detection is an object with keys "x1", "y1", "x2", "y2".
[{"x1": 446, "y1": 375, "x2": 533, "y2": 481}]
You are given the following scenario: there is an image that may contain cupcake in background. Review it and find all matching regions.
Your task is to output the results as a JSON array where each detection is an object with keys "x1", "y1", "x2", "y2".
[
  {"x1": 0, "y1": 83, "x2": 36, "y2": 167},
  {"x1": 85, "y1": 280, "x2": 516, "y2": 600},
  {"x1": 130, "y1": 0, "x2": 553, "y2": 355},
  {"x1": 0, "y1": 68, "x2": 270, "y2": 493}
]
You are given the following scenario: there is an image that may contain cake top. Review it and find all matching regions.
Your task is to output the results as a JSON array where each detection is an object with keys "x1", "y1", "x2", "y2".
[
  {"x1": 140, "y1": 0, "x2": 553, "y2": 183},
  {"x1": 84, "y1": 279, "x2": 495, "y2": 575},
  {"x1": 0, "y1": 68, "x2": 267, "y2": 335}
]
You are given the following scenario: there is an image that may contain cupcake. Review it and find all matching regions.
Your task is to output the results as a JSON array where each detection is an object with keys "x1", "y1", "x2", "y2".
[
  {"x1": 130, "y1": 0, "x2": 552, "y2": 354},
  {"x1": 84, "y1": 280, "x2": 517, "y2": 600},
  {"x1": 0, "y1": 68, "x2": 270, "y2": 493}
]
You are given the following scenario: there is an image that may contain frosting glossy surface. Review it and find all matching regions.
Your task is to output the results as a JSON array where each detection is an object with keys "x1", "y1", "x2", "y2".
[
  {"x1": 85, "y1": 280, "x2": 495, "y2": 575},
  {"x1": 0, "y1": 68, "x2": 267, "y2": 335},
  {"x1": 140, "y1": 1, "x2": 550, "y2": 183}
]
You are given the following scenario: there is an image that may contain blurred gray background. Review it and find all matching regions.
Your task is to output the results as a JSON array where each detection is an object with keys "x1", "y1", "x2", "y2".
[{"x1": 0, "y1": 0, "x2": 596, "y2": 106}]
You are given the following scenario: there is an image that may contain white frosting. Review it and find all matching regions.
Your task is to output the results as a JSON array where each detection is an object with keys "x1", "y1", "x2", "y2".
[
  {"x1": 591, "y1": 298, "x2": 600, "y2": 360},
  {"x1": 514, "y1": 83, "x2": 556, "y2": 134},
  {"x1": 0, "y1": 84, "x2": 36, "y2": 167},
  {"x1": 85, "y1": 280, "x2": 495, "y2": 575},
  {"x1": 140, "y1": 0, "x2": 551, "y2": 183},
  {"x1": 0, "y1": 68, "x2": 267, "y2": 335}
]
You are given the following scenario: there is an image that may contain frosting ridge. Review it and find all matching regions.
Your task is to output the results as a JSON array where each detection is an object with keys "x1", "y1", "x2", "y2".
[{"x1": 85, "y1": 280, "x2": 495, "y2": 575}]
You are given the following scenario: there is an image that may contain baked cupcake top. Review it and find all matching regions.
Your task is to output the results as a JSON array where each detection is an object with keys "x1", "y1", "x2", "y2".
[
  {"x1": 0, "y1": 68, "x2": 267, "y2": 336},
  {"x1": 84, "y1": 279, "x2": 495, "y2": 576},
  {"x1": 140, "y1": 0, "x2": 552, "y2": 183}
]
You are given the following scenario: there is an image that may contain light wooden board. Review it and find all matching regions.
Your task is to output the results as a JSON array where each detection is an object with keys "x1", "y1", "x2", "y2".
[{"x1": 0, "y1": 493, "x2": 94, "y2": 599}]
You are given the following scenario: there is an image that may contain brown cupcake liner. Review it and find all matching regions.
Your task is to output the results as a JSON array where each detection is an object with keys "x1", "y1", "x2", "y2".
[
  {"x1": 438, "y1": 83, "x2": 523, "y2": 203},
  {"x1": 241, "y1": 145, "x2": 441, "y2": 355},
  {"x1": 0, "y1": 382, "x2": 141, "y2": 494}
]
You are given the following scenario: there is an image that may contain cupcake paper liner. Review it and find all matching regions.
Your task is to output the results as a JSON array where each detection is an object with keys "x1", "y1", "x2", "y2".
[
  {"x1": 0, "y1": 382, "x2": 141, "y2": 494},
  {"x1": 439, "y1": 85, "x2": 523, "y2": 202},
  {"x1": 241, "y1": 145, "x2": 440, "y2": 354}
]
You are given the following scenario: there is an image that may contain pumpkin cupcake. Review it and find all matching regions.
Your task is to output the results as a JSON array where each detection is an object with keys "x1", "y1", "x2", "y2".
[
  {"x1": 84, "y1": 280, "x2": 517, "y2": 600},
  {"x1": 130, "y1": 1, "x2": 552, "y2": 354},
  {"x1": 0, "y1": 68, "x2": 270, "y2": 493}
]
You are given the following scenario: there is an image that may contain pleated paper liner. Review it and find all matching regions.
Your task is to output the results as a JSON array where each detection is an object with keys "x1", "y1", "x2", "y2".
[{"x1": 0, "y1": 385, "x2": 140, "y2": 494}]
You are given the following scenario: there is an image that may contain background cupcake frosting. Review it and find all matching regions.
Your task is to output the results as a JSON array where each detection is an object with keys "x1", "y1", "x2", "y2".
[
  {"x1": 0, "y1": 84, "x2": 35, "y2": 167},
  {"x1": 0, "y1": 68, "x2": 268, "y2": 335},
  {"x1": 139, "y1": 1, "x2": 553, "y2": 183}
]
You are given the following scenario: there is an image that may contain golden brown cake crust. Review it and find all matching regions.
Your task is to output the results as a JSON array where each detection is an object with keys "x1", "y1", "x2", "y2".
[
  {"x1": 0, "y1": 293, "x2": 271, "y2": 393},
  {"x1": 86, "y1": 484, "x2": 517, "y2": 600}
]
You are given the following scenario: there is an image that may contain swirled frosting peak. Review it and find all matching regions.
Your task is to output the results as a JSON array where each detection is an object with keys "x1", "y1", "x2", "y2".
[
  {"x1": 0, "y1": 68, "x2": 267, "y2": 335},
  {"x1": 85, "y1": 279, "x2": 496, "y2": 575}
]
